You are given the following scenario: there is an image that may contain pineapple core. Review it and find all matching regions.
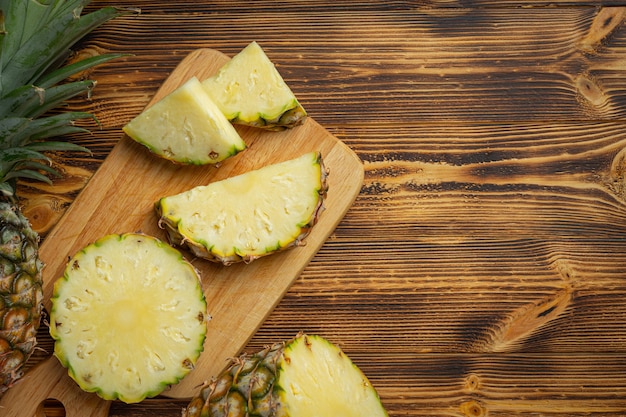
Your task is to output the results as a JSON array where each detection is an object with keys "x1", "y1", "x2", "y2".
[{"x1": 50, "y1": 233, "x2": 207, "y2": 404}]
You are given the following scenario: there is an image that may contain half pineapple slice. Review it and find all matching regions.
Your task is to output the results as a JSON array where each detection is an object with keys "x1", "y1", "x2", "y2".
[
  {"x1": 49, "y1": 233, "x2": 208, "y2": 404},
  {"x1": 123, "y1": 76, "x2": 246, "y2": 165},
  {"x1": 202, "y1": 41, "x2": 307, "y2": 130},
  {"x1": 156, "y1": 151, "x2": 327, "y2": 265},
  {"x1": 183, "y1": 333, "x2": 389, "y2": 417}
]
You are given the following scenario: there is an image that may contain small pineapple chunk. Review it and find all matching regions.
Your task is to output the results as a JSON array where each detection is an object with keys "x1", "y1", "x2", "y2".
[
  {"x1": 123, "y1": 76, "x2": 246, "y2": 165},
  {"x1": 49, "y1": 233, "x2": 208, "y2": 404},
  {"x1": 156, "y1": 151, "x2": 327, "y2": 265},
  {"x1": 183, "y1": 334, "x2": 389, "y2": 417},
  {"x1": 202, "y1": 41, "x2": 307, "y2": 130}
]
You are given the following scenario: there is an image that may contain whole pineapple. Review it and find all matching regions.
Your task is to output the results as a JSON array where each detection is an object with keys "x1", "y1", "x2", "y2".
[{"x1": 0, "y1": 0, "x2": 128, "y2": 394}]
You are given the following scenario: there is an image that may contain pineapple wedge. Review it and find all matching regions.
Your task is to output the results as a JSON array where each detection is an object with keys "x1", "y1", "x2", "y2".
[
  {"x1": 183, "y1": 333, "x2": 389, "y2": 417},
  {"x1": 123, "y1": 76, "x2": 246, "y2": 165},
  {"x1": 202, "y1": 41, "x2": 307, "y2": 130},
  {"x1": 49, "y1": 233, "x2": 208, "y2": 404},
  {"x1": 156, "y1": 151, "x2": 327, "y2": 265}
]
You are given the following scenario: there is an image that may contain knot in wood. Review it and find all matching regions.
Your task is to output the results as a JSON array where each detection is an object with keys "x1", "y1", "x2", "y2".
[{"x1": 460, "y1": 400, "x2": 486, "y2": 417}]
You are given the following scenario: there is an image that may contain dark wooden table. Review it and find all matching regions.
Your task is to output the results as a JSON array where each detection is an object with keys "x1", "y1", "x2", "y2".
[{"x1": 19, "y1": 1, "x2": 626, "y2": 416}]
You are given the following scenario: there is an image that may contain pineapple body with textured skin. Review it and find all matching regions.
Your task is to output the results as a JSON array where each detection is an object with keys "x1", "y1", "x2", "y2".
[
  {"x1": 49, "y1": 233, "x2": 208, "y2": 404},
  {"x1": 0, "y1": 200, "x2": 43, "y2": 395},
  {"x1": 203, "y1": 41, "x2": 307, "y2": 130},
  {"x1": 183, "y1": 334, "x2": 388, "y2": 417},
  {"x1": 156, "y1": 151, "x2": 327, "y2": 265}
]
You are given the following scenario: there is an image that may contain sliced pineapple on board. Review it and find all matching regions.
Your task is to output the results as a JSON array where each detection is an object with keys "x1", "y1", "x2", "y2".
[
  {"x1": 202, "y1": 41, "x2": 307, "y2": 130},
  {"x1": 156, "y1": 151, "x2": 327, "y2": 265},
  {"x1": 123, "y1": 76, "x2": 246, "y2": 165},
  {"x1": 183, "y1": 333, "x2": 389, "y2": 417},
  {"x1": 49, "y1": 233, "x2": 208, "y2": 404}
]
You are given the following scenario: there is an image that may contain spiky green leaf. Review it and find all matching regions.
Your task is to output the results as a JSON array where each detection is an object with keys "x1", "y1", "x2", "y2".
[
  {"x1": 36, "y1": 52, "x2": 128, "y2": 89},
  {"x1": 26, "y1": 140, "x2": 90, "y2": 154},
  {"x1": 17, "y1": 112, "x2": 96, "y2": 143},
  {"x1": 0, "y1": 1, "x2": 127, "y2": 97},
  {"x1": 0, "y1": 116, "x2": 29, "y2": 146},
  {"x1": 4, "y1": 168, "x2": 55, "y2": 184}
]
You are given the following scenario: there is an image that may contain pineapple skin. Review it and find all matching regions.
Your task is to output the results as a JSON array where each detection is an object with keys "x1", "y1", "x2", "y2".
[
  {"x1": 182, "y1": 334, "x2": 389, "y2": 417},
  {"x1": 0, "y1": 199, "x2": 43, "y2": 395}
]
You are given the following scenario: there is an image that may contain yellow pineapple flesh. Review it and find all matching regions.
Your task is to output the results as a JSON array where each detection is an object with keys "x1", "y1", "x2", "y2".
[
  {"x1": 156, "y1": 151, "x2": 327, "y2": 265},
  {"x1": 123, "y1": 76, "x2": 246, "y2": 165},
  {"x1": 202, "y1": 41, "x2": 307, "y2": 130},
  {"x1": 49, "y1": 233, "x2": 208, "y2": 404}
]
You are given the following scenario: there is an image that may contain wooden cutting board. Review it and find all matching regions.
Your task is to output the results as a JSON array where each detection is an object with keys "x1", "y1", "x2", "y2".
[{"x1": 0, "y1": 48, "x2": 363, "y2": 416}]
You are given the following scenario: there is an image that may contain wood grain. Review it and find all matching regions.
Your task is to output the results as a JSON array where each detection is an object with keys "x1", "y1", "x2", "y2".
[{"x1": 12, "y1": 2, "x2": 626, "y2": 416}]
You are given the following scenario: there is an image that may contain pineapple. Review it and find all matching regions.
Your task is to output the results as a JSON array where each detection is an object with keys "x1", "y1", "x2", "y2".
[
  {"x1": 49, "y1": 233, "x2": 208, "y2": 404},
  {"x1": 183, "y1": 333, "x2": 389, "y2": 417},
  {"x1": 123, "y1": 76, "x2": 246, "y2": 165},
  {"x1": 202, "y1": 41, "x2": 307, "y2": 130},
  {"x1": 156, "y1": 151, "x2": 328, "y2": 265},
  {"x1": 0, "y1": 0, "x2": 128, "y2": 395}
]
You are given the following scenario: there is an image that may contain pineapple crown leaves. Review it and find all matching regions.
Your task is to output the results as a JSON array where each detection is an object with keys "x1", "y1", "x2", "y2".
[
  {"x1": 0, "y1": 0, "x2": 128, "y2": 96},
  {"x1": 0, "y1": 0, "x2": 135, "y2": 196}
]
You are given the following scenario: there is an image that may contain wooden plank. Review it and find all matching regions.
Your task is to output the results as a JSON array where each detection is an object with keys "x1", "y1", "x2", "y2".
[
  {"x1": 86, "y1": 1, "x2": 626, "y2": 13},
  {"x1": 14, "y1": 2, "x2": 626, "y2": 416},
  {"x1": 63, "y1": 6, "x2": 626, "y2": 129}
]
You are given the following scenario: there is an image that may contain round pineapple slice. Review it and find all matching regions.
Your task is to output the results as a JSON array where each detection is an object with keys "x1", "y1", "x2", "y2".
[
  {"x1": 183, "y1": 333, "x2": 389, "y2": 417},
  {"x1": 49, "y1": 233, "x2": 208, "y2": 404}
]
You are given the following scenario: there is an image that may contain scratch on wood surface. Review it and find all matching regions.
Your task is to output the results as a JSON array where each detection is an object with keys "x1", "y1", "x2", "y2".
[
  {"x1": 488, "y1": 287, "x2": 573, "y2": 353},
  {"x1": 577, "y1": 7, "x2": 626, "y2": 53}
]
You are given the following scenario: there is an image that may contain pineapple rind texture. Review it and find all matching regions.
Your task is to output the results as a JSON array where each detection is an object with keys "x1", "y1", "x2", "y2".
[
  {"x1": 0, "y1": 200, "x2": 43, "y2": 396},
  {"x1": 182, "y1": 334, "x2": 388, "y2": 417},
  {"x1": 49, "y1": 233, "x2": 208, "y2": 404},
  {"x1": 123, "y1": 76, "x2": 246, "y2": 165},
  {"x1": 156, "y1": 152, "x2": 328, "y2": 265},
  {"x1": 202, "y1": 41, "x2": 307, "y2": 131}
]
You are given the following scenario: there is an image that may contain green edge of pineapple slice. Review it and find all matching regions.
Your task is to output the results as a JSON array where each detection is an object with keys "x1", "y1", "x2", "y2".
[
  {"x1": 183, "y1": 333, "x2": 389, "y2": 417},
  {"x1": 49, "y1": 233, "x2": 208, "y2": 404},
  {"x1": 123, "y1": 76, "x2": 246, "y2": 165},
  {"x1": 202, "y1": 41, "x2": 307, "y2": 131},
  {"x1": 156, "y1": 151, "x2": 328, "y2": 265}
]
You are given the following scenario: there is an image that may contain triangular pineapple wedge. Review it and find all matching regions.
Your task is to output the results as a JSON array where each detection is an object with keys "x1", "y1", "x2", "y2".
[
  {"x1": 202, "y1": 41, "x2": 307, "y2": 130},
  {"x1": 123, "y1": 76, "x2": 246, "y2": 165},
  {"x1": 156, "y1": 151, "x2": 328, "y2": 265}
]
